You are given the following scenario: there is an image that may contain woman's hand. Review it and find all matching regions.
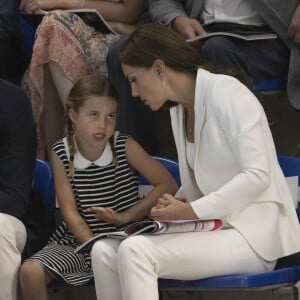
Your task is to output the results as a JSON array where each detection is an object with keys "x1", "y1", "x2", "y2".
[
  {"x1": 151, "y1": 194, "x2": 198, "y2": 221},
  {"x1": 19, "y1": 0, "x2": 40, "y2": 13},
  {"x1": 86, "y1": 206, "x2": 128, "y2": 225},
  {"x1": 288, "y1": 4, "x2": 300, "y2": 45},
  {"x1": 19, "y1": 0, "x2": 64, "y2": 13},
  {"x1": 20, "y1": 0, "x2": 71, "y2": 12}
]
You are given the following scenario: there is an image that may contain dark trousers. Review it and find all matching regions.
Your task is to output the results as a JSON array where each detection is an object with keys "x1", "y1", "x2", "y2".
[
  {"x1": 0, "y1": 39, "x2": 25, "y2": 82},
  {"x1": 200, "y1": 23, "x2": 289, "y2": 89}
]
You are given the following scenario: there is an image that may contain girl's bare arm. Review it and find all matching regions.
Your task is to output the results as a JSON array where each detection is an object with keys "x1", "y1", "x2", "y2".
[{"x1": 50, "y1": 149, "x2": 94, "y2": 243}]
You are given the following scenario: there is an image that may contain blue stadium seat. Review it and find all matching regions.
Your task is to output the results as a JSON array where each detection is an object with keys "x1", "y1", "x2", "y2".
[
  {"x1": 18, "y1": 13, "x2": 36, "y2": 62},
  {"x1": 254, "y1": 78, "x2": 286, "y2": 93},
  {"x1": 33, "y1": 159, "x2": 55, "y2": 225}
]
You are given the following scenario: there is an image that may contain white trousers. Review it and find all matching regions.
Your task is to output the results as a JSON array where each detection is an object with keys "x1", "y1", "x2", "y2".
[
  {"x1": 0, "y1": 213, "x2": 27, "y2": 300},
  {"x1": 91, "y1": 228, "x2": 275, "y2": 300}
]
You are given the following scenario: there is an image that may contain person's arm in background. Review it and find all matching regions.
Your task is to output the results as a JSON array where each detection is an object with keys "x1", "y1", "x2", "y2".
[
  {"x1": 288, "y1": 4, "x2": 300, "y2": 45},
  {"x1": 20, "y1": 0, "x2": 144, "y2": 24},
  {"x1": 0, "y1": 79, "x2": 36, "y2": 221},
  {"x1": 149, "y1": 0, "x2": 205, "y2": 39},
  {"x1": 149, "y1": 0, "x2": 187, "y2": 25}
]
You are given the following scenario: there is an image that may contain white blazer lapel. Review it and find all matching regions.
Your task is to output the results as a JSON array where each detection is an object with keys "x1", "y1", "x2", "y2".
[
  {"x1": 193, "y1": 69, "x2": 206, "y2": 148},
  {"x1": 170, "y1": 105, "x2": 197, "y2": 198},
  {"x1": 170, "y1": 70, "x2": 207, "y2": 201}
]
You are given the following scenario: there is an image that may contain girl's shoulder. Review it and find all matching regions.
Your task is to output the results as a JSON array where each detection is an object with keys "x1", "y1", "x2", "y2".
[
  {"x1": 114, "y1": 131, "x2": 131, "y2": 146},
  {"x1": 51, "y1": 138, "x2": 65, "y2": 151},
  {"x1": 51, "y1": 138, "x2": 69, "y2": 161},
  {"x1": 114, "y1": 132, "x2": 132, "y2": 163}
]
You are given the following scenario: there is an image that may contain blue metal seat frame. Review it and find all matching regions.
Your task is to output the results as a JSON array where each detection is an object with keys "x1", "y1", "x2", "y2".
[
  {"x1": 254, "y1": 78, "x2": 286, "y2": 93},
  {"x1": 33, "y1": 159, "x2": 56, "y2": 226}
]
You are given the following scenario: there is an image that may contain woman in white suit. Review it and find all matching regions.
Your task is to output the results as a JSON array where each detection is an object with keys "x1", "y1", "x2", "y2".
[{"x1": 90, "y1": 23, "x2": 300, "y2": 300}]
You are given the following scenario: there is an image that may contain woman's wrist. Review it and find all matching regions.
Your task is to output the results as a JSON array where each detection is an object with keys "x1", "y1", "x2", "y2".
[
  {"x1": 184, "y1": 203, "x2": 199, "y2": 220},
  {"x1": 71, "y1": 0, "x2": 85, "y2": 9}
]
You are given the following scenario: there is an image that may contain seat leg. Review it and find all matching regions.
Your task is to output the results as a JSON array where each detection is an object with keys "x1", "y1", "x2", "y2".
[
  {"x1": 159, "y1": 290, "x2": 164, "y2": 300},
  {"x1": 294, "y1": 281, "x2": 300, "y2": 300}
]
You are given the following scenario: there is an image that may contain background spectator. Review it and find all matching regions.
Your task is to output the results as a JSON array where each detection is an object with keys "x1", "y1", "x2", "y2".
[{"x1": 0, "y1": 78, "x2": 36, "y2": 300}]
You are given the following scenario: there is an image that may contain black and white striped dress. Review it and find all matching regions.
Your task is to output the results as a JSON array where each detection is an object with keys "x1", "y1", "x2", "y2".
[{"x1": 29, "y1": 133, "x2": 140, "y2": 285}]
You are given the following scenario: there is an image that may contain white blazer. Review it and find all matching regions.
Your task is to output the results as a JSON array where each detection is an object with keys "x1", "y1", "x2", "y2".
[{"x1": 170, "y1": 68, "x2": 300, "y2": 261}]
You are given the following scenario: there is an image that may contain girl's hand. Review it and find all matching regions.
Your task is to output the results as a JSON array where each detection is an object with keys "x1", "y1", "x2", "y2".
[
  {"x1": 151, "y1": 194, "x2": 198, "y2": 221},
  {"x1": 86, "y1": 206, "x2": 127, "y2": 225}
]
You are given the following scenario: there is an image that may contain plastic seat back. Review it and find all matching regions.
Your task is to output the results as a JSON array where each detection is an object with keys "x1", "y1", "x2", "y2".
[{"x1": 33, "y1": 159, "x2": 55, "y2": 223}]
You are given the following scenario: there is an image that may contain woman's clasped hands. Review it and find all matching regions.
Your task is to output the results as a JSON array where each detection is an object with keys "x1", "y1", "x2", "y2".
[{"x1": 151, "y1": 194, "x2": 198, "y2": 221}]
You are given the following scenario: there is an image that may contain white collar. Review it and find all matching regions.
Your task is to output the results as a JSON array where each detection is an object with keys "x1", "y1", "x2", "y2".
[{"x1": 63, "y1": 137, "x2": 113, "y2": 169}]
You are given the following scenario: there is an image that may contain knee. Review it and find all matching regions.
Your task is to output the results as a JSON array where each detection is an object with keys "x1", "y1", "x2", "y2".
[
  {"x1": 19, "y1": 260, "x2": 44, "y2": 283},
  {"x1": 117, "y1": 236, "x2": 150, "y2": 267},
  {"x1": 201, "y1": 37, "x2": 236, "y2": 61},
  {"x1": 91, "y1": 240, "x2": 117, "y2": 267},
  {"x1": 91, "y1": 240, "x2": 114, "y2": 258},
  {"x1": 0, "y1": 214, "x2": 26, "y2": 253},
  {"x1": 0, "y1": 230, "x2": 13, "y2": 251}
]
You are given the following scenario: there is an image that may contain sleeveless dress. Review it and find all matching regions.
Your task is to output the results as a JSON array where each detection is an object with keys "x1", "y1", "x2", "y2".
[{"x1": 28, "y1": 133, "x2": 140, "y2": 285}]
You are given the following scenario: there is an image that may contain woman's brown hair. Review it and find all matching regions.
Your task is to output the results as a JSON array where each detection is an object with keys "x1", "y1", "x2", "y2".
[{"x1": 120, "y1": 23, "x2": 211, "y2": 75}]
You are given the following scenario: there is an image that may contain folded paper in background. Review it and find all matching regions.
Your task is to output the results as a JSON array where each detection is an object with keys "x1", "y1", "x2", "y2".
[
  {"x1": 187, "y1": 31, "x2": 277, "y2": 43},
  {"x1": 74, "y1": 219, "x2": 223, "y2": 253},
  {"x1": 19, "y1": 8, "x2": 116, "y2": 34}
]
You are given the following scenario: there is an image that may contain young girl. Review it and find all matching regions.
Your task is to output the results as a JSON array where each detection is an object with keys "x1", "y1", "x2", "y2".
[{"x1": 19, "y1": 73, "x2": 178, "y2": 300}]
